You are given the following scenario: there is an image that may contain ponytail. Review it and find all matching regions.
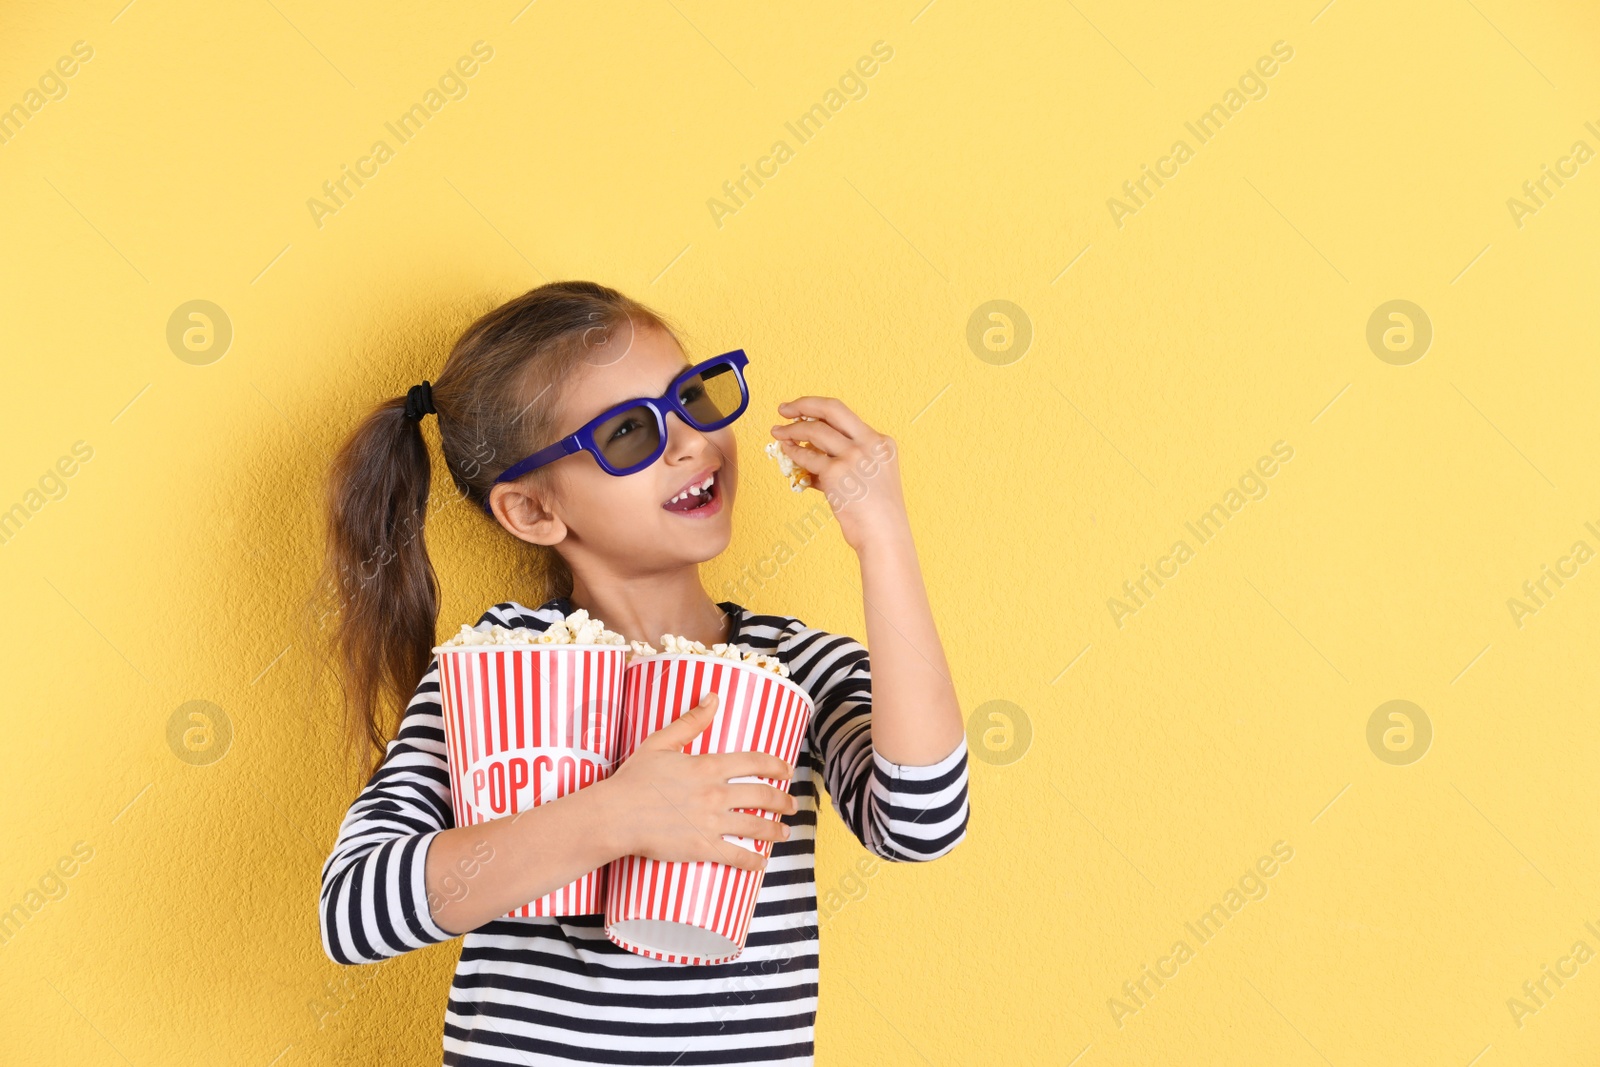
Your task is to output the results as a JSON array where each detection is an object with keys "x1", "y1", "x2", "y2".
[{"x1": 319, "y1": 395, "x2": 440, "y2": 782}]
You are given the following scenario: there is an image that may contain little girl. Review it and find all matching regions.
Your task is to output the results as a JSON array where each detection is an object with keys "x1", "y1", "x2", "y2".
[{"x1": 316, "y1": 280, "x2": 970, "y2": 1065}]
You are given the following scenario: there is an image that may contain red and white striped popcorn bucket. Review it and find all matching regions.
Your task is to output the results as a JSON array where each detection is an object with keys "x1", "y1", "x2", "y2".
[
  {"x1": 605, "y1": 654, "x2": 815, "y2": 964},
  {"x1": 433, "y1": 643, "x2": 629, "y2": 917}
]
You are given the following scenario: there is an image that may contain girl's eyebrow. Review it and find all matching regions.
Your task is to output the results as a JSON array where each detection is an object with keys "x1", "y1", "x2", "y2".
[
  {"x1": 553, "y1": 367, "x2": 682, "y2": 438},
  {"x1": 590, "y1": 362, "x2": 694, "y2": 415}
]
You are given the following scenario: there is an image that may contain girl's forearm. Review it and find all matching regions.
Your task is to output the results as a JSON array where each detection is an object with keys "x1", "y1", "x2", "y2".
[
  {"x1": 424, "y1": 775, "x2": 630, "y2": 935},
  {"x1": 857, "y1": 518, "x2": 966, "y2": 765}
]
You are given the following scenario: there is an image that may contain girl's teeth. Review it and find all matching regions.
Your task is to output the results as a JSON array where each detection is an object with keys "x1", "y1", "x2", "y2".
[{"x1": 669, "y1": 474, "x2": 715, "y2": 504}]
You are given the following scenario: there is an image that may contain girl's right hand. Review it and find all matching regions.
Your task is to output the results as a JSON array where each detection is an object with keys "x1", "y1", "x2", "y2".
[{"x1": 604, "y1": 693, "x2": 799, "y2": 872}]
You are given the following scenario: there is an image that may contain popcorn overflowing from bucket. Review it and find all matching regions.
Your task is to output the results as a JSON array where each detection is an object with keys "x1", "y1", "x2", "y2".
[
  {"x1": 765, "y1": 415, "x2": 818, "y2": 492},
  {"x1": 438, "y1": 607, "x2": 790, "y2": 678},
  {"x1": 627, "y1": 633, "x2": 790, "y2": 679},
  {"x1": 438, "y1": 608, "x2": 629, "y2": 648}
]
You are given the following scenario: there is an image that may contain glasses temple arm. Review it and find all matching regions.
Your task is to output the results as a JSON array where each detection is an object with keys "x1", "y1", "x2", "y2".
[{"x1": 490, "y1": 436, "x2": 580, "y2": 489}]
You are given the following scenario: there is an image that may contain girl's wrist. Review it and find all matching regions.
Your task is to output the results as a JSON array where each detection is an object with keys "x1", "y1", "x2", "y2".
[
  {"x1": 508, "y1": 773, "x2": 636, "y2": 866},
  {"x1": 853, "y1": 515, "x2": 916, "y2": 564},
  {"x1": 581, "y1": 774, "x2": 638, "y2": 861}
]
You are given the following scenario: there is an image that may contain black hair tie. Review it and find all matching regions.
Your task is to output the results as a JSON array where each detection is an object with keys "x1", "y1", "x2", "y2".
[{"x1": 404, "y1": 380, "x2": 436, "y2": 421}]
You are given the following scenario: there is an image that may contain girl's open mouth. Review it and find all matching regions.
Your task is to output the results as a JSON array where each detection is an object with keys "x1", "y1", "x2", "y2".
[{"x1": 662, "y1": 473, "x2": 722, "y2": 517}]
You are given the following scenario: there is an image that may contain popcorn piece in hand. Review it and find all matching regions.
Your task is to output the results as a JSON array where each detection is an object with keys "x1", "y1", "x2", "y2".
[{"x1": 764, "y1": 438, "x2": 814, "y2": 493}]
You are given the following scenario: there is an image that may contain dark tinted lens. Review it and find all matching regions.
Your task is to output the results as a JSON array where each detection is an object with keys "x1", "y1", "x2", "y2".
[
  {"x1": 678, "y1": 362, "x2": 744, "y2": 428},
  {"x1": 594, "y1": 404, "x2": 660, "y2": 469}
]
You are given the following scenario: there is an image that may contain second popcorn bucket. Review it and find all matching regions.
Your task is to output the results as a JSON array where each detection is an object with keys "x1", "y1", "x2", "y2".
[
  {"x1": 605, "y1": 653, "x2": 816, "y2": 965},
  {"x1": 433, "y1": 626, "x2": 629, "y2": 918}
]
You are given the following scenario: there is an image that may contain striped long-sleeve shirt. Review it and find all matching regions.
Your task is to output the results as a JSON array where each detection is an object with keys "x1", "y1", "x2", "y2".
[{"x1": 319, "y1": 595, "x2": 970, "y2": 1066}]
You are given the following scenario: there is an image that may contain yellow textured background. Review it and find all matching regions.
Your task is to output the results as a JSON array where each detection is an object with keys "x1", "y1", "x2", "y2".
[{"x1": 4, "y1": 0, "x2": 1600, "y2": 1063}]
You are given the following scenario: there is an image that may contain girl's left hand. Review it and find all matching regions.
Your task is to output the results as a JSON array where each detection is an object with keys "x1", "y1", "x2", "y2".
[{"x1": 770, "y1": 397, "x2": 908, "y2": 553}]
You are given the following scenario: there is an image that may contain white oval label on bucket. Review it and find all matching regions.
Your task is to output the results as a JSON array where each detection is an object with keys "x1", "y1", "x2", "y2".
[{"x1": 464, "y1": 747, "x2": 611, "y2": 819}]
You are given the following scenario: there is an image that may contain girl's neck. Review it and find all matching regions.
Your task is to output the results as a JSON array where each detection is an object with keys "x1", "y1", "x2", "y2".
[{"x1": 564, "y1": 571, "x2": 734, "y2": 649}]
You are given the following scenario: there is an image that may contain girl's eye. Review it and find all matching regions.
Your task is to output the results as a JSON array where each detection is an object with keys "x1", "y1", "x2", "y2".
[
  {"x1": 679, "y1": 383, "x2": 705, "y2": 405},
  {"x1": 608, "y1": 417, "x2": 645, "y2": 443}
]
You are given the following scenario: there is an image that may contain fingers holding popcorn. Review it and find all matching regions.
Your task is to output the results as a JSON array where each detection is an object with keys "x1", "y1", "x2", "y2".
[
  {"x1": 764, "y1": 397, "x2": 907, "y2": 551},
  {"x1": 777, "y1": 396, "x2": 873, "y2": 441},
  {"x1": 770, "y1": 415, "x2": 853, "y2": 458},
  {"x1": 771, "y1": 438, "x2": 827, "y2": 477},
  {"x1": 768, "y1": 399, "x2": 893, "y2": 477}
]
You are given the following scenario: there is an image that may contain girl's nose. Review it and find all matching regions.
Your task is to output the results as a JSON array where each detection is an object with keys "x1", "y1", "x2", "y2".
[{"x1": 663, "y1": 410, "x2": 712, "y2": 453}]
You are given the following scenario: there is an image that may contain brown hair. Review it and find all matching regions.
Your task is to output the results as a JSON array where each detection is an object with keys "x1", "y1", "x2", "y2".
[{"x1": 316, "y1": 280, "x2": 679, "y2": 782}]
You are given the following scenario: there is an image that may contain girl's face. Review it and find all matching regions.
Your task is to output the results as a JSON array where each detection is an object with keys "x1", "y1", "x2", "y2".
[{"x1": 496, "y1": 323, "x2": 739, "y2": 572}]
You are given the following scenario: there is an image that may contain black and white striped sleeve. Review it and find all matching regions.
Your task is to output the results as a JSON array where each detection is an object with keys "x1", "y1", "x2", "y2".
[
  {"x1": 784, "y1": 625, "x2": 970, "y2": 863},
  {"x1": 319, "y1": 601, "x2": 563, "y2": 964},
  {"x1": 318, "y1": 655, "x2": 457, "y2": 965}
]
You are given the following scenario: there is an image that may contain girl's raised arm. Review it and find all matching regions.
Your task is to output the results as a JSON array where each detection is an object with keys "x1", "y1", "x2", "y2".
[
  {"x1": 768, "y1": 394, "x2": 971, "y2": 861},
  {"x1": 769, "y1": 396, "x2": 966, "y2": 766}
]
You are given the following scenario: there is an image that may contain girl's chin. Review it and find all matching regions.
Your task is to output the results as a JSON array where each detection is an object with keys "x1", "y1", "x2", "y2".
[
  {"x1": 667, "y1": 520, "x2": 733, "y2": 552},
  {"x1": 665, "y1": 528, "x2": 733, "y2": 568}
]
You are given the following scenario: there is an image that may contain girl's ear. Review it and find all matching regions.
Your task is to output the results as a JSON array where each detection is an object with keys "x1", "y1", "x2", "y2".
[{"x1": 491, "y1": 482, "x2": 568, "y2": 547}]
